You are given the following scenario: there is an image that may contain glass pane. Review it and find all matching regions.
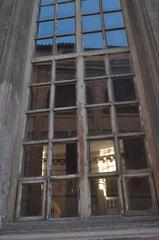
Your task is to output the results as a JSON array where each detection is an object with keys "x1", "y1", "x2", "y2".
[
  {"x1": 26, "y1": 113, "x2": 49, "y2": 141},
  {"x1": 87, "y1": 107, "x2": 111, "y2": 136},
  {"x1": 86, "y1": 79, "x2": 108, "y2": 104},
  {"x1": 83, "y1": 15, "x2": 101, "y2": 32},
  {"x1": 127, "y1": 177, "x2": 152, "y2": 211},
  {"x1": 85, "y1": 55, "x2": 106, "y2": 78},
  {"x1": 109, "y1": 53, "x2": 132, "y2": 75},
  {"x1": 104, "y1": 12, "x2": 124, "y2": 30},
  {"x1": 56, "y1": 59, "x2": 76, "y2": 81},
  {"x1": 113, "y1": 78, "x2": 136, "y2": 102},
  {"x1": 89, "y1": 140, "x2": 116, "y2": 173},
  {"x1": 119, "y1": 137, "x2": 148, "y2": 170},
  {"x1": 116, "y1": 105, "x2": 141, "y2": 133},
  {"x1": 39, "y1": 6, "x2": 54, "y2": 20},
  {"x1": 83, "y1": 32, "x2": 103, "y2": 51},
  {"x1": 106, "y1": 30, "x2": 128, "y2": 48},
  {"x1": 55, "y1": 83, "x2": 76, "y2": 107},
  {"x1": 102, "y1": 0, "x2": 121, "y2": 11},
  {"x1": 20, "y1": 184, "x2": 43, "y2": 217},
  {"x1": 57, "y1": 18, "x2": 75, "y2": 35},
  {"x1": 56, "y1": 35, "x2": 76, "y2": 54},
  {"x1": 35, "y1": 38, "x2": 53, "y2": 57},
  {"x1": 37, "y1": 21, "x2": 54, "y2": 38},
  {"x1": 24, "y1": 145, "x2": 48, "y2": 177},
  {"x1": 58, "y1": 2, "x2": 75, "y2": 18},
  {"x1": 90, "y1": 177, "x2": 119, "y2": 215},
  {"x1": 54, "y1": 110, "x2": 77, "y2": 138},
  {"x1": 30, "y1": 86, "x2": 50, "y2": 110},
  {"x1": 81, "y1": 0, "x2": 100, "y2": 14},
  {"x1": 33, "y1": 64, "x2": 51, "y2": 83},
  {"x1": 52, "y1": 143, "x2": 77, "y2": 175},
  {"x1": 51, "y1": 179, "x2": 78, "y2": 218},
  {"x1": 58, "y1": 0, "x2": 73, "y2": 2},
  {"x1": 41, "y1": 0, "x2": 55, "y2": 4}
]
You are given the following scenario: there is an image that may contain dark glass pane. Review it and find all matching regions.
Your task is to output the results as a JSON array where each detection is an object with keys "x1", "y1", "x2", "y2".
[
  {"x1": 54, "y1": 110, "x2": 77, "y2": 138},
  {"x1": 109, "y1": 53, "x2": 132, "y2": 75},
  {"x1": 51, "y1": 179, "x2": 78, "y2": 218},
  {"x1": 89, "y1": 140, "x2": 116, "y2": 173},
  {"x1": 58, "y1": 2, "x2": 75, "y2": 18},
  {"x1": 83, "y1": 15, "x2": 101, "y2": 32},
  {"x1": 106, "y1": 30, "x2": 128, "y2": 48},
  {"x1": 104, "y1": 12, "x2": 124, "y2": 30},
  {"x1": 81, "y1": 0, "x2": 100, "y2": 14},
  {"x1": 41, "y1": 0, "x2": 55, "y2": 4},
  {"x1": 83, "y1": 32, "x2": 103, "y2": 51},
  {"x1": 35, "y1": 38, "x2": 53, "y2": 57},
  {"x1": 113, "y1": 78, "x2": 136, "y2": 102},
  {"x1": 57, "y1": 18, "x2": 75, "y2": 35},
  {"x1": 127, "y1": 177, "x2": 152, "y2": 211},
  {"x1": 102, "y1": 0, "x2": 121, "y2": 11},
  {"x1": 91, "y1": 177, "x2": 119, "y2": 215},
  {"x1": 37, "y1": 21, "x2": 54, "y2": 38},
  {"x1": 30, "y1": 86, "x2": 50, "y2": 110},
  {"x1": 87, "y1": 107, "x2": 111, "y2": 136},
  {"x1": 116, "y1": 105, "x2": 141, "y2": 133},
  {"x1": 20, "y1": 184, "x2": 43, "y2": 217},
  {"x1": 85, "y1": 55, "x2": 106, "y2": 78},
  {"x1": 26, "y1": 113, "x2": 49, "y2": 141},
  {"x1": 33, "y1": 64, "x2": 51, "y2": 83},
  {"x1": 52, "y1": 143, "x2": 77, "y2": 175},
  {"x1": 119, "y1": 137, "x2": 148, "y2": 170},
  {"x1": 86, "y1": 79, "x2": 108, "y2": 104},
  {"x1": 56, "y1": 35, "x2": 76, "y2": 54},
  {"x1": 56, "y1": 59, "x2": 76, "y2": 81},
  {"x1": 55, "y1": 83, "x2": 76, "y2": 107},
  {"x1": 39, "y1": 6, "x2": 54, "y2": 20},
  {"x1": 24, "y1": 145, "x2": 48, "y2": 177}
]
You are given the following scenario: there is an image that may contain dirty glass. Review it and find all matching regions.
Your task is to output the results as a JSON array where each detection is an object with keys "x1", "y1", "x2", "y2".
[{"x1": 52, "y1": 143, "x2": 77, "y2": 175}]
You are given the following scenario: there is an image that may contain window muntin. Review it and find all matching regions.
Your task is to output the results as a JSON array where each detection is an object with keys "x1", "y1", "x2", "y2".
[{"x1": 17, "y1": 0, "x2": 158, "y2": 220}]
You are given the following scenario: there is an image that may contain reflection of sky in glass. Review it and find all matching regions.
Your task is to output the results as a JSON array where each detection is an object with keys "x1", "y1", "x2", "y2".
[
  {"x1": 57, "y1": 18, "x2": 75, "y2": 35},
  {"x1": 106, "y1": 30, "x2": 128, "y2": 48},
  {"x1": 41, "y1": 0, "x2": 55, "y2": 4},
  {"x1": 56, "y1": 36, "x2": 75, "y2": 53},
  {"x1": 38, "y1": 21, "x2": 54, "y2": 37},
  {"x1": 58, "y1": 0, "x2": 73, "y2": 2},
  {"x1": 104, "y1": 12, "x2": 124, "y2": 30},
  {"x1": 81, "y1": 0, "x2": 99, "y2": 14},
  {"x1": 83, "y1": 15, "x2": 101, "y2": 32},
  {"x1": 83, "y1": 32, "x2": 103, "y2": 50},
  {"x1": 58, "y1": 3, "x2": 75, "y2": 18},
  {"x1": 102, "y1": 0, "x2": 121, "y2": 11},
  {"x1": 56, "y1": 35, "x2": 75, "y2": 45},
  {"x1": 37, "y1": 38, "x2": 53, "y2": 46},
  {"x1": 39, "y1": 6, "x2": 54, "y2": 20}
]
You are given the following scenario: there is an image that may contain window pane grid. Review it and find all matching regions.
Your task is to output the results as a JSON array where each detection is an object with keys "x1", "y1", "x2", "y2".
[{"x1": 16, "y1": 0, "x2": 158, "y2": 220}]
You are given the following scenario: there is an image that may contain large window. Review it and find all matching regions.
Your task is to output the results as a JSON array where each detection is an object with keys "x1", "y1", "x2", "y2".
[{"x1": 15, "y1": 0, "x2": 158, "y2": 220}]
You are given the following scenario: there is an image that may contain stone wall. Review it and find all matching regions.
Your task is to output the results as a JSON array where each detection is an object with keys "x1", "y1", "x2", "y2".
[
  {"x1": 145, "y1": 0, "x2": 159, "y2": 50},
  {"x1": 0, "y1": 0, "x2": 34, "y2": 222}
]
